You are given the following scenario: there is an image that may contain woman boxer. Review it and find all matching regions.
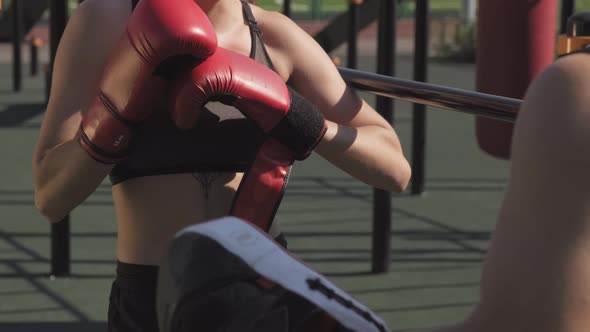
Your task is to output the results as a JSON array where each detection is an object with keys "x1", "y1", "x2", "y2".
[{"x1": 32, "y1": 0, "x2": 411, "y2": 331}]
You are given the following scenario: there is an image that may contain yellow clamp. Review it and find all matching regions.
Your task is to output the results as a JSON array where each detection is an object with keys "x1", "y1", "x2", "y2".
[{"x1": 558, "y1": 11, "x2": 590, "y2": 56}]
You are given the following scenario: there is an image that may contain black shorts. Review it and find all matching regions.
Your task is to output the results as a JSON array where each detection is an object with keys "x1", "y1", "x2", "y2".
[{"x1": 108, "y1": 234, "x2": 288, "y2": 332}]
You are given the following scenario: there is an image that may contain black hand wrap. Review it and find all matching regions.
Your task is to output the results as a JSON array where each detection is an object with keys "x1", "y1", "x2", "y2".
[{"x1": 269, "y1": 87, "x2": 327, "y2": 160}]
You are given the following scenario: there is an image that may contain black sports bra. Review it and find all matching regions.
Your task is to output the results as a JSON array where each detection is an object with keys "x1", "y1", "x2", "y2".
[{"x1": 110, "y1": 0, "x2": 277, "y2": 185}]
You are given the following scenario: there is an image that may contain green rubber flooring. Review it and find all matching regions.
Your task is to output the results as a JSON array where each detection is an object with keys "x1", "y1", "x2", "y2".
[{"x1": 0, "y1": 54, "x2": 510, "y2": 331}]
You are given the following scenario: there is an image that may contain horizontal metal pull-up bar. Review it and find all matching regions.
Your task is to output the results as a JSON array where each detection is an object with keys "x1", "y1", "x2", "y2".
[{"x1": 339, "y1": 67, "x2": 520, "y2": 123}]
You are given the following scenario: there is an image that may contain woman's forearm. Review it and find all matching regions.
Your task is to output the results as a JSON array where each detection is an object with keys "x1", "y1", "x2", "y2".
[
  {"x1": 33, "y1": 139, "x2": 113, "y2": 222},
  {"x1": 314, "y1": 121, "x2": 411, "y2": 192}
]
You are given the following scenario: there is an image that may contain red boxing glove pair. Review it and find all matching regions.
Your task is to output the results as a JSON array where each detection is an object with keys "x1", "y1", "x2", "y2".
[
  {"x1": 79, "y1": 0, "x2": 218, "y2": 163},
  {"x1": 79, "y1": 0, "x2": 326, "y2": 231},
  {"x1": 79, "y1": 0, "x2": 327, "y2": 164},
  {"x1": 171, "y1": 48, "x2": 328, "y2": 161},
  {"x1": 170, "y1": 48, "x2": 328, "y2": 230}
]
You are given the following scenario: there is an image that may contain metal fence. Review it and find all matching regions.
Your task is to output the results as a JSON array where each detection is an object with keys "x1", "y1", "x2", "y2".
[{"x1": 5, "y1": 0, "x2": 580, "y2": 276}]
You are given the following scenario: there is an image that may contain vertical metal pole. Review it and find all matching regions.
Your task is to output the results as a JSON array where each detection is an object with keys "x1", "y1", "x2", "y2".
[
  {"x1": 283, "y1": 0, "x2": 291, "y2": 18},
  {"x1": 45, "y1": 64, "x2": 51, "y2": 103},
  {"x1": 30, "y1": 39, "x2": 39, "y2": 76},
  {"x1": 561, "y1": 0, "x2": 575, "y2": 33},
  {"x1": 311, "y1": 0, "x2": 321, "y2": 20},
  {"x1": 49, "y1": 0, "x2": 71, "y2": 277},
  {"x1": 347, "y1": 0, "x2": 361, "y2": 69},
  {"x1": 372, "y1": 0, "x2": 396, "y2": 274},
  {"x1": 410, "y1": 0, "x2": 429, "y2": 195},
  {"x1": 12, "y1": 0, "x2": 23, "y2": 92},
  {"x1": 51, "y1": 215, "x2": 70, "y2": 277},
  {"x1": 463, "y1": 0, "x2": 477, "y2": 24},
  {"x1": 50, "y1": 0, "x2": 68, "y2": 68}
]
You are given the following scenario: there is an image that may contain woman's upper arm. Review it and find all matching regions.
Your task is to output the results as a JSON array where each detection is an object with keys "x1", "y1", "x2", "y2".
[
  {"x1": 33, "y1": 0, "x2": 128, "y2": 167},
  {"x1": 264, "y1": 13, "x2": 393, "y2": 130}
]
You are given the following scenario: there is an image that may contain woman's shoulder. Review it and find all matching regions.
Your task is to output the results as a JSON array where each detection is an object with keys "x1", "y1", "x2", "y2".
[
  {"x1": 77, "y1": 0, "x2": 131, "y2": 14},
  {"x1": 249, "y1": 5, "x2": 315, "y2": 50},
  {"x1": 71, "y1": 0, "x2": 131, "y2": 32},
  {"x1": 47, "y1": 0, "x2": 132, "y2": 109},
  {"x1": 56, "y1": 0, "x2": 131, "y2": 64},
  {"x1": 248, "y1": 5, "x2": 326, "y2": 79}
]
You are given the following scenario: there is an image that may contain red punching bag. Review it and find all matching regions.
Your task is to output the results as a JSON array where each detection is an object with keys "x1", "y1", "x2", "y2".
[{"x1": 476, "y1": 0, "x2": 557, "y2": 159}]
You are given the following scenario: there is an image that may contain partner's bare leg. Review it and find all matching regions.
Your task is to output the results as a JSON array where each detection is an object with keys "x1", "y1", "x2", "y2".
[{"x1": 464, "y1": 53, "x2": 590, "y2": 332}]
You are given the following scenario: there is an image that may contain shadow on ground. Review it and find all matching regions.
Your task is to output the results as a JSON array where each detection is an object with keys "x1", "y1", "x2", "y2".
[
  {"x1": 0, "y1": 323, "x2": 107, "y2": 332},
  {"x1": 0, "y1": 103, "x2": 45, "y2": 127}
]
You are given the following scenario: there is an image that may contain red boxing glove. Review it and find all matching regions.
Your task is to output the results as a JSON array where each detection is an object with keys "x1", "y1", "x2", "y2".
[
  {"x1": 79, "y1": 0, "x2": 218, "y2": 163},
  {"x1": 230, "y1": 138, "x2": 294, "y2": 231},
  {"x1": 170, "y1": 47, "x2": 327, "y2": 161}
]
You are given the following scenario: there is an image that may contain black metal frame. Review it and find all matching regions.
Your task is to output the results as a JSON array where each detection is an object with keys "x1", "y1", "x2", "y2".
[
  {"x1": 44, "y1": 0, "x2": 533, "y2": 276},
  {"x1": 411, "y1": 0, "x2": 429, "y2": 195},
  {"x1": 371, "y1": 0, "x2": 397, "y2": 274},
  {"x1": 48, "y1": 0, "x2": 70, "y2": 277},
  {"x1": 561, "y1": 0, "x2": 576, "y2": 33},
  {"x1": 12, "y1": 0, "x2": 22, "y2": 92},
  {"x1": 347, "y1": 0, "x2": 361, "y2": 69},
  {"x1": 282, "y1": 0, "x2": 291, "y2": 17},
  {"x1": 30, "y1": 38, "x2": 38, "y2": 76}
]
